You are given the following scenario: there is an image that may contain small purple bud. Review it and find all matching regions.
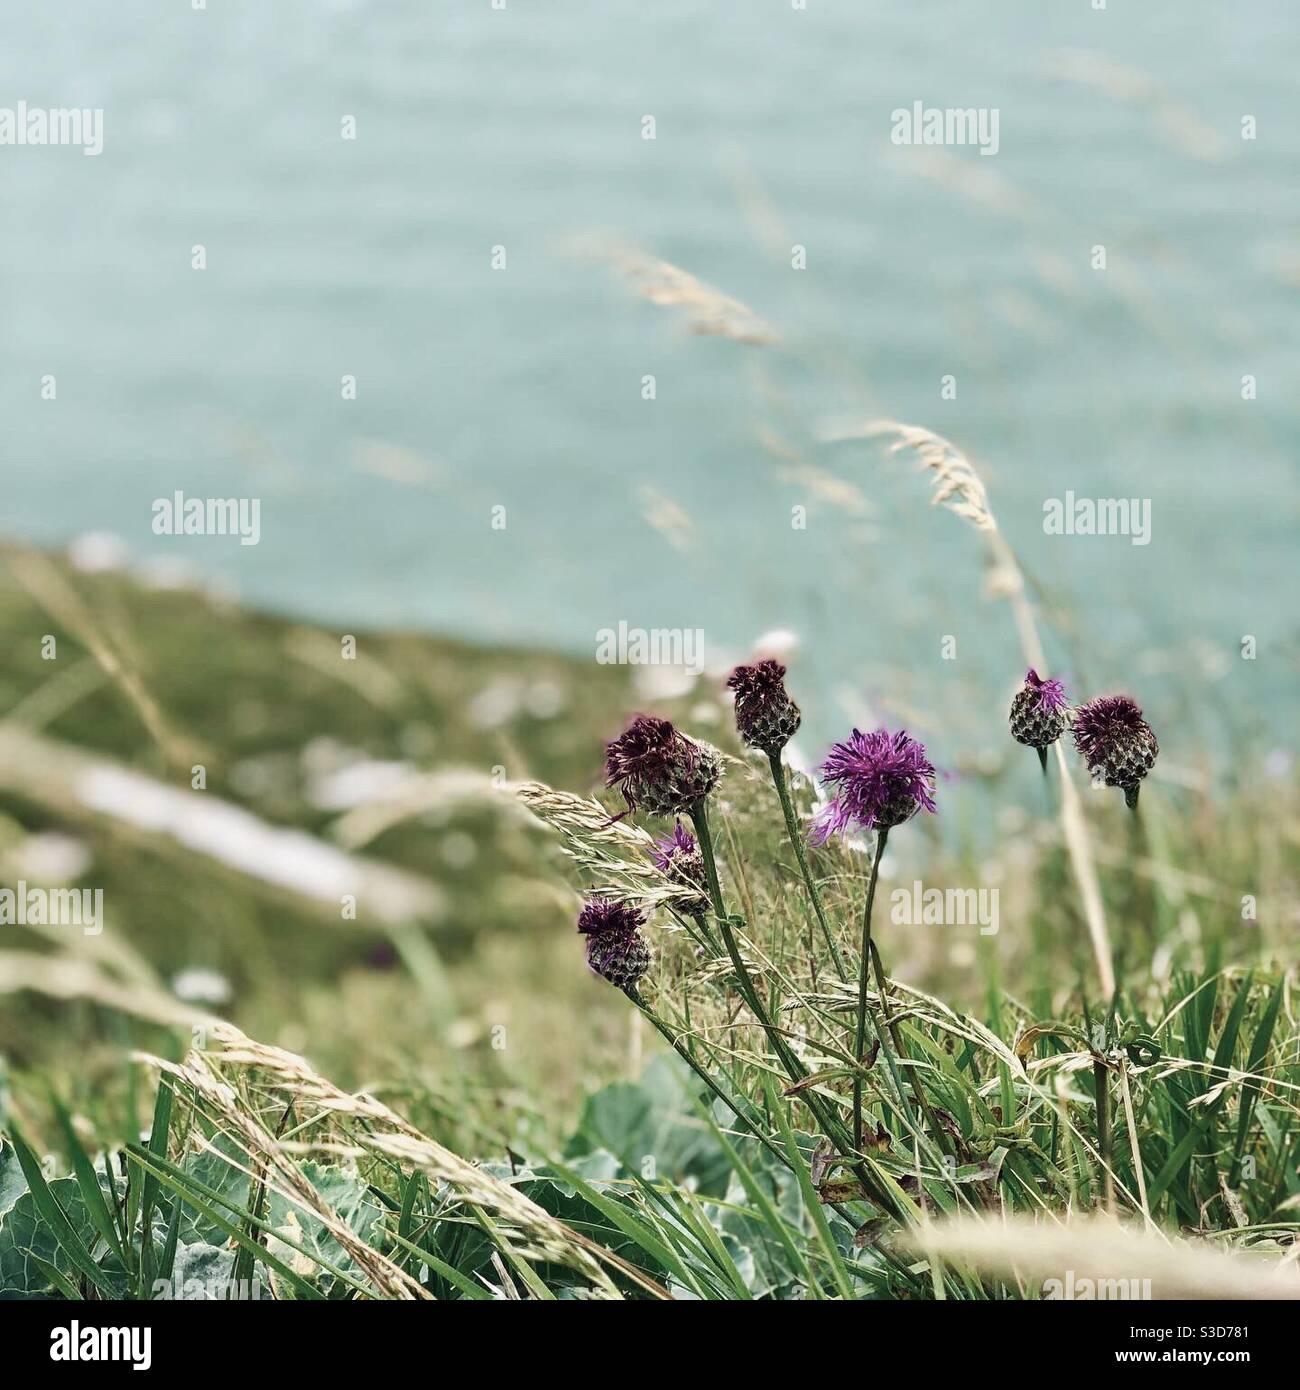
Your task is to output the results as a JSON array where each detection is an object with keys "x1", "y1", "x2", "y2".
[
  {"x1": 650, "y1": 821, "x2": 710, "y2": 915},
  {"x1": 726, "y1": 660, "x2": 802, "y2": 754},
  {"x1": 1072, "y1": 695, "x2": 1158, "y2": 807},
  {"x1": 1010, "y1": 669, "x2": 1070, "y2": 753}
]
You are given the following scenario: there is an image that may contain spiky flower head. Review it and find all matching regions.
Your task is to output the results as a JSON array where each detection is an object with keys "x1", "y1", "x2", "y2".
[
  {"x1": 604, "y1": 714, "x2": 723, "y2": 817},
  {"x1": 1009, "y1": 668, "x2": 1070, "y2": 750},
  {"x1": 577, "y1": 896, "x2": 653, "y2": 990},
  {"x1": 1072, "y1": 695, "x2": 1158, "y2": 807},
  {"x1": 726, "y1": 659, "x2": 802, "y2": 755},
  {"x1": 650, "y1": 821, "x2": 710, "y2": 915},
  {"x1": 809, "y1": 728, "x2": 937, "y2": 844}
]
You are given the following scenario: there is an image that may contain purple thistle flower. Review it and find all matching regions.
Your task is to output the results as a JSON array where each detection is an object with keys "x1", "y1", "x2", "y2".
[
  {"x1": 1072, "y1": 694, "x2": 1158, "y2": 806},
  {"x1": 650, "y1": 820, "x2": 697, "y2": 872},
  {"x1": 1025, "y1": 669, "x2": 1068, "y2": 714},
  {"x1": 577, "y1": 896, "x2": 645, "y2": 938},
  {"x1": 726, "y1": 659, "x2": 802, "y2": 754},
  {"x1": 577, "y1": 896, "x2": 653, "y2": 990},
  {"x1": 650, "y1": 821, "x2": 710, "y2": 915},
  {"x1": 604, "y1": 714, "x2": 722, "y2": 818},
  {"x1": 809, "y1": 728, "x2": 937, "y2": 844}
]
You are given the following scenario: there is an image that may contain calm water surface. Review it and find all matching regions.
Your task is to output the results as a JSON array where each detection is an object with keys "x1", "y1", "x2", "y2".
[{"x1": 2, "y1": 1, "x2": 1297, "y2": 768}]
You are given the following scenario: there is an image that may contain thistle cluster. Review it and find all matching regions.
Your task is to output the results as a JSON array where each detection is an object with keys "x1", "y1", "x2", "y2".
[
  {"x1": 547, "y1": 633, "x2": 1174, "y2": 1233},
  {"x1": 582, "y1": 714, "x2": 725, "y2": 995},
  {"x1": 580, "y1": 689, "x2": 945, "y2": 991},
  {"x1": 1007, "y1": 667, "x2": 1159, "y2": 806}
]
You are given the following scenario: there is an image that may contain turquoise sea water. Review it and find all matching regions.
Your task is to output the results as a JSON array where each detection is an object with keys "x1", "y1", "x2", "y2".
[{"x1": 3, "y1": 1, "x2": 1297, "y2": 761}]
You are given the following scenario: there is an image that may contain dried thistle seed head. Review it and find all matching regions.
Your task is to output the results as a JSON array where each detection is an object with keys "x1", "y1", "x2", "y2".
[
  {"x1": 577, "y1": 896, "x2": 653, "y2": 990},
  {"x1": 650, "y1": 821, "x2": 710, "y2": 915},
  {"x1": 809, "y1": 728, "x2": 937, "y2": 843},
  {"x1": 1072, "y1": 695, "x2": 1158, "y2": 800},
  {"x1": 1009, "y1": 668, "x2": 1070, "y2": 750},
  {"x1": 726, "y1": 659, "x2": 802, "y2": 754},
  {"x1": 604, "y1": 714, "x2": 723, "y2": 817}
]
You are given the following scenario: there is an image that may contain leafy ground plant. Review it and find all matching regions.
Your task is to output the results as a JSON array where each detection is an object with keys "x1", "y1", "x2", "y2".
[{"x1": 2, "y1": 941, "x2": 1296, "y2": 1301}]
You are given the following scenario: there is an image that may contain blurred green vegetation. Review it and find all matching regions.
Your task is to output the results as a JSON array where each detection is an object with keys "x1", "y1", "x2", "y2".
[{"x1": 0, "y1": 547, "x2": 648, "y2": 1146}]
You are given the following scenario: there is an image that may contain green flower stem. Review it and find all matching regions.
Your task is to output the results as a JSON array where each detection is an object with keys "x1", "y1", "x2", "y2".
[
  {"x1": 689, "y1": 801, "x2": 904, "y2": 1218},
  {"x1": 689, "y1": 803, "x2": 807, "y2": 1084},
  {"x1": 678, "y1": 910, "x2": 718, "y2": 959},
  {"x1": 627, "y1": 986, "x2": 918, "y2": 1281},
  {"x1": 767, "y1": 751, "x2": 848, "y2": 981},
  {"x1": 691, "y1": 800, "x2": 806, "y2": 1078},
  {"x1": 1094, "y1": 1058, "x2": 1116, "y2": 1214},
  {"x1": 868, "y1": 939, "x2": 950, "y2": 1156},
  {"x1": 689, "y1": 801, "x2": 728, "y2": 922},
  {"x1": 852, "y1": 829, "x2": 889, "y2": 1153}
]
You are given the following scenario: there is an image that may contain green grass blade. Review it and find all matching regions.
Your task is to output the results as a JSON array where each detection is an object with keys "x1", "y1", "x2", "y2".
[
  {"x1": 1233, "y1": 978, "x2": 1283, "y2": 1174},
  {"x1": 48, "y1": 1094, "x2": 125, "y2": 1265},
  {"x1": 124, "y1": 1143, "x2": 331, "y2": 1299},
  {"x1": 764, "y1": 1076, "x2": 855, "y2": 1299},
  {"x1": 31, "y1": 1253, "x2": 82, "y2": 1299},
  {"x1": 545, "y1": 1157, "x2": 691, "y2": 1289},
  {"x1": 138, "y1": 1075, "x2": 174, "y2": 1292},
  {"x1": 470, "y1": 1207, "x2": 555, "y2": 1299},
  {"x1": 693, "y1": 1097, "x2": 818, "y2": 1294}
]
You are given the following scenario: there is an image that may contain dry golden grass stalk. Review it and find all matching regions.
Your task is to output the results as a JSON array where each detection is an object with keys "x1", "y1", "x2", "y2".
[
  {"x1": 1046, "y1": 49, "x2": 1227, "y2": 163},
  {"x1": 0, "y1": 724, "x2": 445, "y2": 927},
  {"x1": 141, "y1": 1032, "x2": 428, "y2": 1300},
  {"x1": 904, "y1": 1214, "x2": 1300, "y2": 1300},
  {"x1": 2, "y1": 547, "x2": 189, "y2": 766},
  {"x1": 828, "y1": 419, "x2": 1116, "y2": 999},
  {"x1": 895, "y1": 147, "x2": 1036, "y2": 219},
  {"x1": 332, "y1": 765, "x2": 502, "y2": 849},
  {"x1": 140, "y1": 1022, "x2": 626, "y2": 1300},
  {"x1": 1050, "y1": 742, "x2": 1116, "y2": 999},
  {"x1": 638, "y1": 484, "x2": 697, "y2": 553},
  {"x1": 516, "y1": 781, "x2": 708, "y2": 911},
  {"x1": 823, "y1": 420, "x2": 995, "y2": 531},
  {"x1": 595, "y1": 242, "x2": 776, "y2": 345},
  {"x1": 283, "y1": 626, "x2": 406, "y2": 709},
  {"x1": 0, "y1": 951, "x2": 209, "y2": 1029}
]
